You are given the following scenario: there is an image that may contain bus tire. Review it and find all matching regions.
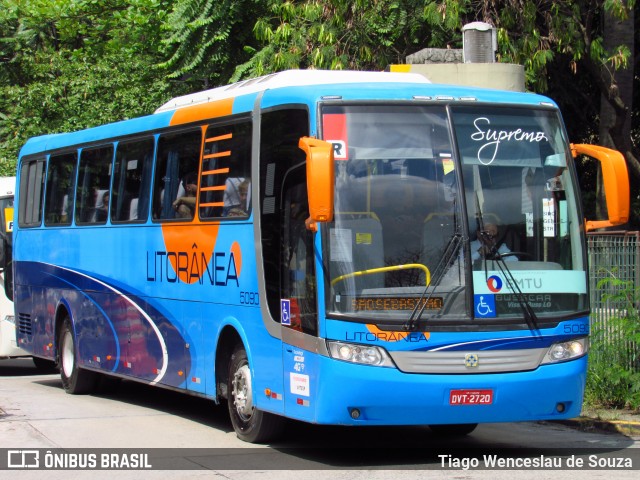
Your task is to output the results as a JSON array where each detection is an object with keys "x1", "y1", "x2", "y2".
[
  {"x1": 429, "y1": 423, "x2": 478, "y2": 436},
  {"x1": 58, "y1": 317, "x2": 97, "y2": 394},
  {"x1": 228, "y1": 343, "x2": 284, "y2": 443}
]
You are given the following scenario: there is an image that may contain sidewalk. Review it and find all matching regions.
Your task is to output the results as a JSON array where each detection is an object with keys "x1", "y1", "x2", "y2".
[{"x1": 552, "y1": 408, "x2": 640, "y2": 437}]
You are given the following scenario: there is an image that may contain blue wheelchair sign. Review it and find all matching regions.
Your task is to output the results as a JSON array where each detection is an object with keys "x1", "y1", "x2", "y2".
[
  {"x1": 474, "y1": 294, "x2": 496, "y2": 318},
  {"x1": 281, "y1": 299, "x2": 291, "y2": 325}
]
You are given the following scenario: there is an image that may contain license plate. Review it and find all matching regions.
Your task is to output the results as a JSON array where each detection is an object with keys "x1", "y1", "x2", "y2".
[{"x1": 449, "y1": 389, "x2": 493, "y2": 405}]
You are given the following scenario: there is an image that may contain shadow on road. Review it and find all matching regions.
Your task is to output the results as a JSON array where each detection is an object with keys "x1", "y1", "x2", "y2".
[
  {"x1": 33, "y1": 374, "x2": 236, "y2": 436},
  {"x1": 0, "y1": 357, "x2": 57, "y2": 377}
]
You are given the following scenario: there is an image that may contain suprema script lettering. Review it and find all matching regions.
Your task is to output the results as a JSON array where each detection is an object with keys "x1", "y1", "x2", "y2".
[{"x1": 471, "y1": 117, "x2": 548, "y2": 165}]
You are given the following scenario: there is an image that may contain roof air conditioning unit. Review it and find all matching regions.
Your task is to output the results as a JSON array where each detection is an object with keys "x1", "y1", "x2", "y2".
[{"x1": 462, "y1": 22, "x2": 497, "y2": 63}]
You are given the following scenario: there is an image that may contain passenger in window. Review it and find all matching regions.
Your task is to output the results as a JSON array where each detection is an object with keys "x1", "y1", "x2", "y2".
[
  {"x1": 172, "y1": 172, "x2": 197, "y2": 219},
  {"x1": 223, "y1": 177, "x2": 247, "y2": 216},
  {"x1": 226, "y1": 180, "x2": 250, "y2": 217},
  {"x1": 95, "y1": 191, "x2": 110, "y2": 222}
]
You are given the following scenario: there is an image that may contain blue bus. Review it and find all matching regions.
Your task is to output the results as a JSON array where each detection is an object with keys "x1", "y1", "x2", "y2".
[{"x1": 12, "y1": 70, "x2": 629, "y2": 442}]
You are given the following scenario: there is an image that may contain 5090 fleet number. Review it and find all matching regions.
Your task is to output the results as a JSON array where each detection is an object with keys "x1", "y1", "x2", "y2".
[{"x1": 240, "y1": 291, "x2": 259, "y2": 305}]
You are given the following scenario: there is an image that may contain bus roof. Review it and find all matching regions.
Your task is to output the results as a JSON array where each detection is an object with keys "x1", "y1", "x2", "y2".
[
  {"x1": 19, "y1": 69, "x2": 557, "y2": 158},
  {"x1": 154, "y1": 69, "x2": 431, "y2": 113}
]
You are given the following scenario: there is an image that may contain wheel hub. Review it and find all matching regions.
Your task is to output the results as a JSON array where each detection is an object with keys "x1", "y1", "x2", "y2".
[
  {"x1": 61, "y1": 330, "x2": 74, "y2": 378},
  {"x1": 232, "y1": 364, "x2": 254, "y2": 419}
]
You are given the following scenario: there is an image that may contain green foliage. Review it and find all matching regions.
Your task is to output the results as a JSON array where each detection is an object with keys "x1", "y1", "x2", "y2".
[
  {"x1": 473, "y1": 1, "x2": 633, "y2": 95},
  {"x1": 232, "y1": 0, "x2": 460, "y2": 80},
  {"x1": 585, "y1": 273, "x2": 640, "y2": 410},
  {"x1": 0, "y1": 0, "x2": 178, "y2": 174},
  {"x1": 160, "y1": 0, "x2": 269, "y2": 89}
]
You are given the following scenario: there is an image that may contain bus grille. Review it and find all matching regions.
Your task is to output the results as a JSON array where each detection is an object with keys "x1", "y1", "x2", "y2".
[
  {"x1": 389, "y1": 348, "x2": 548, "y2": 374},
  {"x1": 17, "y1": 313, "x2": 33, "y2": 335}
]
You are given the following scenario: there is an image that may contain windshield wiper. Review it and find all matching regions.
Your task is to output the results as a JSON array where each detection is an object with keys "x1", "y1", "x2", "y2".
[
  {"x1": 489, "y1": 253, "x2": 541, "y2": 335},
  {"x1": 404, "y1": 232, "x2": 463, "y2": 331},
  {"x1": 475, "y1": 204, "x2": 541, "y2": 335}
]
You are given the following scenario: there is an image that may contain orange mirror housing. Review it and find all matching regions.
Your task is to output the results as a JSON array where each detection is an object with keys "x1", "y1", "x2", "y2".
[
  {"x1": 298, "y1": 137, "x2": 335, "y2": 231},
  {"x1": 571, "y1": 144, "x2": 629, "y2": 231}
]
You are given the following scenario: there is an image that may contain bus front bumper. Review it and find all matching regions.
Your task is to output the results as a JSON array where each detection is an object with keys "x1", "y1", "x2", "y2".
[{"x1": 308, "y1": 354, "x2": 587, "y2": 426}]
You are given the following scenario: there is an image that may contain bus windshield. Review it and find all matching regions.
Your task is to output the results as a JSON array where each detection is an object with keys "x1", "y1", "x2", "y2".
[{"x1": 322, "y1": 104, "x2": 587, "y2": 324}]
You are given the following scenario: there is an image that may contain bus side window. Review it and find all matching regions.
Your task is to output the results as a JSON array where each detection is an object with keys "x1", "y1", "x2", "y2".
[
  {"x1": 18, "y1": 158, "x2": 45, "y2": 228},
  {"x1": 200, "y1": 120, "x2": 252, "y2": 219},
  {"x1": 44, "y1": 152, "x2": 77, "y2": 226},
  {"x1": 153, "y1": 129, "x2": 201, "y2": 221},
  {"x1": 76, "y1": 145, "x2": 114, "y2": 225},
  {"x1": 112, "y1": 138, "x2": 154, "y2": 223}
]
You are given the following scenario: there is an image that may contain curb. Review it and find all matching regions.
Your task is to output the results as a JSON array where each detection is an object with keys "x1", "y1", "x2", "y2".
[{"x1": 548, "y1": 417, "x2": 640, "y2": 437}]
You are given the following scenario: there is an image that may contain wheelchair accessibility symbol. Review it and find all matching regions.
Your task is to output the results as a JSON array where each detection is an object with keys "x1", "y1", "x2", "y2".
[
  {"x1": 281, "y1": 299, "x2": 291, "y2": 325},
  {"x1": 474, "y1": 294, "x2": 496, "y2": 318}
]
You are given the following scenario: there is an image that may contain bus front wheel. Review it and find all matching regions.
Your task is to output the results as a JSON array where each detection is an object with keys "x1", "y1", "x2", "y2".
[
  {"x1": 228, "y1": 344, "x2": 284, "y2": 443},
  {"x1": 58, "y1": 316, "x2": 97, "y2": 394}
]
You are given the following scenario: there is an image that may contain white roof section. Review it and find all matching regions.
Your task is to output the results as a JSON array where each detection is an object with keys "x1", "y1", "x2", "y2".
[{"x1": 155, "y1": 69, "x2": 431, "y2": 113}]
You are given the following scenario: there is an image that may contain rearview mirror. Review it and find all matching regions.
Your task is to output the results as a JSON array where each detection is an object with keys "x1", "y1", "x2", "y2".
[
  {"x1": 298, "y1": 137, "x2": 335, "y2": 231},
  {"x1": 571, "y1": 144, "x2": 629, "y2": 231}
]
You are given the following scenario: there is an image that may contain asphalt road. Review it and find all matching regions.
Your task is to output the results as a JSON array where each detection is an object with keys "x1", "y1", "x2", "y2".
[{"x1": 1, "y1": 358, "x2": 638, "y2": 479}]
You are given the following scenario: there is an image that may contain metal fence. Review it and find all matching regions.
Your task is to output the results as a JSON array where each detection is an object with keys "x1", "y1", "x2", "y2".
[{"x1": 587, "y1": 231, "x2": 640, "y2": 371}]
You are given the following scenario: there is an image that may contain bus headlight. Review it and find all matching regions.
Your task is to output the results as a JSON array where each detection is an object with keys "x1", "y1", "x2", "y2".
[
  {"x1": 541, "y1": 337, "x2": 588, "y2": 364},
  {"x1": 327, "y1": 341, "x2": 395, "y2": 367}
]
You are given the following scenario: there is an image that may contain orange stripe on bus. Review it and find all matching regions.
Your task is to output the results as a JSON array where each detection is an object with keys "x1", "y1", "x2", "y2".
[
  {"x1": 206, "y1": 133, "x2": 233, "y2": 142},
  {"x1": 201, "y1": 185, "x2": 226, "y2": 192},
  {"x1": 169, "y1": 98, "x2": 234, "y2": 126},
  {"x1": 200, "y1": 202, "x2": 224, "y2": 207},
  {"x1": 202, "y1": 168, "x2": 230, "y2": 175},
  {"x1": 203, "y1": 151, "x2": 231, "y2": 159}
]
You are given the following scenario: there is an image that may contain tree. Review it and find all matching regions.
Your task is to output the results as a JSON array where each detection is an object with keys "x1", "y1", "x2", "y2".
[
  {"x1": 160, "y1": 0, "x2": 460, "y2": 84},
  {"x1": 159, "y1": 0, "x2": 270, "y2": 89},
  {"x1": 236, "y1": 0, "x2": 459, "y2": 79},
  {"x1": 0, "y1": 0, "x2": 177, "y2": 174}
]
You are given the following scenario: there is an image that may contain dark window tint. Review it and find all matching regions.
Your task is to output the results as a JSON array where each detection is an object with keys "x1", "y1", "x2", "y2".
[
  {"x1": 112, "y1": 138, "x2": 155, "y2": 222},
  {"x1": 260, "y1": 109, "x2": 317, "y2": 334},
  {"x1": 76, "y1": 146, "x2": 114, "y2": 225},
  {"x1": 153, "y1": 129, "x2": 201, "y2": 221},
  {"x1": 44, "y1": 153, "x2": 77, "y2": 226},
  {"x1": 18, "y1": 159, "x2": 45, "y2": 227}
]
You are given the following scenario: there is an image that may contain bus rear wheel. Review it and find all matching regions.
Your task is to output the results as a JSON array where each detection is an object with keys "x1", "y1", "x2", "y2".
[
  {"x1": 227, "y1": 344, "x2": 284, "y2": 443},
  {"x1": 58, "y1": 316, "x2": 97, "y2": 394}
]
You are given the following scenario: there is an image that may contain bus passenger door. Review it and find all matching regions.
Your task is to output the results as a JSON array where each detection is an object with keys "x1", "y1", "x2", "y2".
[
  {"x1": 281, "y1": 168, "x2": 317, "y2": 336},
  {"x1": 279, "y1": 163, "x2": 321, "y2": 418},
  {"x1": 259, "y1": 108, "x2": 323, "y2": 419}
]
